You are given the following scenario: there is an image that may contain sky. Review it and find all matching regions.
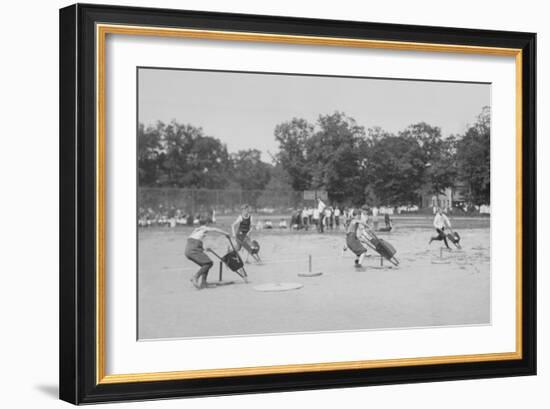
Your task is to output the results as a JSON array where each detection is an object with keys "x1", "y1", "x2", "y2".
[{"x1": 138, "y1": 68, "x2": 490, "y2": 161}]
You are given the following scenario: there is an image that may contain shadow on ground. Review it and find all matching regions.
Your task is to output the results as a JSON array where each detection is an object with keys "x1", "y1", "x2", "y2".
[{"x1": 34, "y1": 384, "x2": 58, "y2": 399}]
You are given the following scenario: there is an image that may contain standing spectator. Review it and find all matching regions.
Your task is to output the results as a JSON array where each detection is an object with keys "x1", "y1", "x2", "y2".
[
  {"x1": 334, "y1": 206, "x2": 341, "y2": 229},
  {"x1": 360, "y1": 206, "x2": 370, "y2": 226},
  {"x1": 325, "y1": 206, "x2": 334, "y2": 230},
  {"x1": 372, "y1": 206, "x2": 379, "y2": 230},
  {"x1": 317, "y1": 197, "x2": 327, "y2": 233},
  {"x1": 312, "y1": 206, "x2": 320, "y2": 230},
  {"x1": 302, "y1": 206, "x2": 309, "y2": 230}
]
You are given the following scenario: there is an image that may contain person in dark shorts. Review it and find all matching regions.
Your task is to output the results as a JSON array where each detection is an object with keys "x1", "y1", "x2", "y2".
[
  {"x1": 345, "y1": 210, "x2": 369, "y2": 267},
  {"x1": 429, "y1": 208, "x2": 452, "y2": 249},
  {"x1": 231, "y1": 204, "x2": 259, "y2": 262},
  {"x1": 316, "y1": 197, "x2": 327, "y2": 233},
  {"x1": 185, "y1": 225, "x2": 230, "y2": 289}
]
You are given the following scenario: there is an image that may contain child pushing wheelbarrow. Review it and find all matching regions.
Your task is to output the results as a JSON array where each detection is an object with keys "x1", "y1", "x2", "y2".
[
  {"x1": 429, "y1": 208, "x2": 462, "y2": 250},
  {"x1": 359, "y1": 227, "x2": 400, "y2": 266},
  {"x1": 343, "y1": 209, "x2": 399, "y2": 268},
  {"x1": 185, "y1": 225, "x2": 234, "y2": 289}
]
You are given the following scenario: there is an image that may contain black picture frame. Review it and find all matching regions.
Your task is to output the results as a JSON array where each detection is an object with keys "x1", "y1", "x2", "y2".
[{"x1": 60, "y1": 3, "x2": 536, "y2": 404}]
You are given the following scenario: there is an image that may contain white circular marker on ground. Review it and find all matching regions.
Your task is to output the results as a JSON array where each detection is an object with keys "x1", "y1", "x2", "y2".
[{"x1": 253, "y1": 282, "x2": 304, "y2": 292}]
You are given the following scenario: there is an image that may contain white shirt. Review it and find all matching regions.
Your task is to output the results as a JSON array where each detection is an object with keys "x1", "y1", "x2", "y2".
[
  {"x1": 189, "y1": 226, "x2": 208, "y2": 241},
  {"x1": 334, "y1": 208, "x2": 341, "y2": 217},
  {"x1": 317, "y1": 199, "x2": 326, "y2": 213},
  {"x1": 433, "y1": 213, "x2": 451, "y2": 229}
]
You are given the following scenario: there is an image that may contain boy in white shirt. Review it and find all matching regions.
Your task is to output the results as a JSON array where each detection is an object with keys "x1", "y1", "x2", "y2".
[
  {"x1": 312, "y1": 207, "x2": 320, "y2": 230},
  {"x1": 334, "y1": 207, "x2": 341, "y2": 229},
  {"x1": 429, "y1": 208, "x2": 452, "y2": 249}
]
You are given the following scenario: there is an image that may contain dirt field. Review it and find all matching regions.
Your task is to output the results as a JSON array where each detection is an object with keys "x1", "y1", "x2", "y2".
[{"x1": 137, "y1": 216, "x2": 490, "y2": 339}]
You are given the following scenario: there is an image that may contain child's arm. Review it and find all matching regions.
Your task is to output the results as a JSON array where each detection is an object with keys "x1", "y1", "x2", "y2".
[
  {"x1": 444, "y1": 215, "x2": 453, "y2": 231},
  {"x1": 360, "y1": 221, "x2": 373, "y2": 232},
  {"x1": 205, "y1": 226, "x2": 230, "y2": 237},
  {"x1": 231, "y1": 216, "x2": 240, "y2": 237},
  {"x1": 246, "y1": 216, "x2": 253, "y2": 237}
]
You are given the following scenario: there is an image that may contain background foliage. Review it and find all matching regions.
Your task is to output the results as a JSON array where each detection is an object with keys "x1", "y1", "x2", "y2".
[{"x1": 138, "y1": 106, "x2": 490, "y2": 207}]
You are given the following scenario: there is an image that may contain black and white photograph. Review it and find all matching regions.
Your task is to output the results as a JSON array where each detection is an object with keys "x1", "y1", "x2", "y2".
[
  {"x1": 2, "y1": 0, "x2": 543, "y2": 405},
  {"x1": 137, "y1": 68, "x2": 491, "y2": 340}
]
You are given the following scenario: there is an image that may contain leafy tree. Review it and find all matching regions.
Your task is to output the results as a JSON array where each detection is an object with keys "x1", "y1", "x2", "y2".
[
  {"x1": 230, "y1": 149, "x2": 272, "y2": 191},
  {"x1": 366, "y1": 134, "x2": 425, "y2": 206},
  {"x1": 137, "y1": 122, "x2": 163, "y2": 185},
  {"x1": 137, "y1": 106, "x2": 491, "y2": 212},
  {"x1": 230, "y1": 149, "x2": 272, "y2": 206},
  {"x1": 257, "y1": 165, "x2": 296, "y2": 208},
  {"x1": 274, "y1": 118, "x2": 314, "y2": 191},
  {"x1": 156, "y1": 121, "x2": 231, "y2": 188},
  {"x1": 307, "y1": 112, "x2": 367, "y2": 204},
  {"x1": 456, "y1": 107, "x2": 491, "y2": 205},
  {"x1": 399, "y1": 122, "x2": 456, "y2": 195}
]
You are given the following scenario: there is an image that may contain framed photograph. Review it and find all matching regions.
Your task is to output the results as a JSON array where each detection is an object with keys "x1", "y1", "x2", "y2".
[{"x1": 59, "y1": 3, "x2": 536, "y2": 404}]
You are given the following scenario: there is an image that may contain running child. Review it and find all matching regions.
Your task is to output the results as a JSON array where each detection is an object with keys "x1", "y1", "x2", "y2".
[
  {"x1": 429, "y1": 208, "x2": 452, "y2": 249},
  {"x1": 185, "y1": 225, "x2": 230, "y2": 289}
]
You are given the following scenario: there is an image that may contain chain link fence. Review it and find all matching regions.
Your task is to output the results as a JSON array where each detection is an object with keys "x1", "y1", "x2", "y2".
[{"x1": 138, "y1": 187, "x2": 306, "y2": 217}]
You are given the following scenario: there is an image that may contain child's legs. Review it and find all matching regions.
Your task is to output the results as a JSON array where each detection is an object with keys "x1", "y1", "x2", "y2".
[
  {"x1": 431, "y1": 228, "x2": 450, "y2": 248},
  {"x1": 197, "y1": 261, "x2": 213, "y2": 283},
  {"x1": 185, "y1": 239, "x2": 214, "y2": 281},
  {"x1": 431, "y1": 228, "x2": 444, "y2": 240},
  {"x1": 237, "y1": 233, "x2": 252, "y2": 253}
]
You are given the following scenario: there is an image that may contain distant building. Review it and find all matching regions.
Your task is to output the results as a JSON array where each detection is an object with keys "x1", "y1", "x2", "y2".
[
  {"x1": 451, "y1": 182, "x2": 469, "y2": 207},
  {"x1": 421, "y1": 187, "x2": 453, "y2": 212},
  {"x1": 420, "y1": 182, "x2": 490, "y2": 214}
]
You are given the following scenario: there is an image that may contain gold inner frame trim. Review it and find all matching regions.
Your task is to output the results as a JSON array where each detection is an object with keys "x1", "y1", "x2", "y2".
[{"x1": 95, "y1": 23, "x2": 523, "y2": 385}]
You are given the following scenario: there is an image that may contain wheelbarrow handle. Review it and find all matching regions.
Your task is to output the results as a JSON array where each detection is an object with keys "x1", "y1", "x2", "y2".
[
  {"x1": 206, "y1": 248, "x2": 222, "y2": 260},
  {"x1": 226, "y1": 236, "x2": 239, "y2": 253}
]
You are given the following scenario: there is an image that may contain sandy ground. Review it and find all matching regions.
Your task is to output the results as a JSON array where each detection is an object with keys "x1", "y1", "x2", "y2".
[{"x1": 138, "y1": 217, "x2": 490, "y2": 339}]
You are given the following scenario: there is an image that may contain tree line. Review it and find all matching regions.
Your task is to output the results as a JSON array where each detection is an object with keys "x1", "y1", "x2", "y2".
[{"x1": 138, "y1": 106, "x2": 490, "y2": 207}]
